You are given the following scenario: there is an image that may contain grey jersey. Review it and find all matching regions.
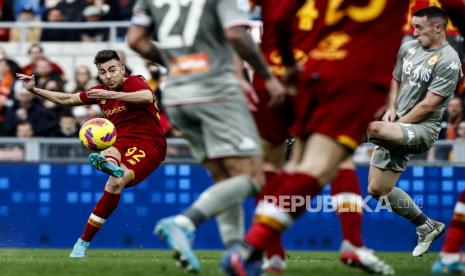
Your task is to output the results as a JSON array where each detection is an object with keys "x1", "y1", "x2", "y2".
[
  {"x1": 132, "y1": 0, "x2": 251, "y2": 105},
  {"x1": 393, "y1": 40, "x2": 462, "y2": 134}
]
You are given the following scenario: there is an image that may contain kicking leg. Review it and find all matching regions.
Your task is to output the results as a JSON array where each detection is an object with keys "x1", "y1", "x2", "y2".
[{"x1": 70, "y1": 165, "x2": 134, "y2": 258}]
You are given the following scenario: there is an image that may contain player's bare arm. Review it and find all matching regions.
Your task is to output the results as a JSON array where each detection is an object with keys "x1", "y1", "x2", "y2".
[
  {"x1": 233, "y1": 54, "x2": 259, "y2": 111},
  {"x1": 224, "y1": 26, "x2": 286, "y2": 107},
  {"x1": 16, "y1": 73, "x2": 83, "y2": 106},
  {"x1": 383, "y1": 79, "x2": 401, "y2": 122},
  {"x1": 86, "y1": 88, "x2": 155, "y2": 104},
  {"x1": 397, "y1": 91, "x2": 445, "y2": 124},
  {"x1": 127, "y1": 25, "x2": 166, "y2": 67}
]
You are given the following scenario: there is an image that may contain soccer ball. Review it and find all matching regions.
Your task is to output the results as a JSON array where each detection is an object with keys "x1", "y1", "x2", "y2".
[{"x1": 79, "y1": 118, "x2": 117, "y2": 151}]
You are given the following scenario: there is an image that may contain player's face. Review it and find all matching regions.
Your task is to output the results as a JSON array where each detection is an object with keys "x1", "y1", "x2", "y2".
[
  {"x1": 97, "y1": 59, "x2": 125, "y2": 90},
  {"x1": 412, "y1": 16, "x2": 440, "y2": 49}
]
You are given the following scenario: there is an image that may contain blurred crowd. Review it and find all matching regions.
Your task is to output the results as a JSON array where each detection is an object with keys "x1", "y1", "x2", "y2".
[
  {"x1": 0, "y1": 0, "x2": 464, "y2": 162},
  {"x1": 0, "y1": 42, "x2": 173, "y2": 140},
  {"x1": 0, "y1": 0, "x2": 135, "y2": 42}
]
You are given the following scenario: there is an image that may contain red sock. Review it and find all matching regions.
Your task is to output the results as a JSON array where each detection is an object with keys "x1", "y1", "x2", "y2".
[
  {"x1": 273, "y1": 172, "x2": 322, "y2": 219},
  {"x1": 245, "y1": 223, "x2": 281, "y2": 253},
  {"x1": 255, "y1": 171, "x2": 286, "y2": 258},
  {"x1": 266, "y1": 233, "x2": 285, "y2": 259},
  {"x1": 255, "y1": 171, "x2": 285, "y2": 203},
  {"x1": 442, "y1": 190, "x2": 465, "y2": 253},
  {"x1": 331, "y1": 169, "x2": 364, "y2": 247},
  {"x1": 247, "y1": 173, "x2": 322, "y2": 251},
  {"x1": 81, "y1": 190, "x2": 121, "y2": 242}
]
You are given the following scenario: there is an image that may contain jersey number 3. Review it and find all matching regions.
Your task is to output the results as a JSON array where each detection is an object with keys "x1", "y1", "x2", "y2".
[{"x1": 153, "y1": 0, "x2": 207, "y2": 48}]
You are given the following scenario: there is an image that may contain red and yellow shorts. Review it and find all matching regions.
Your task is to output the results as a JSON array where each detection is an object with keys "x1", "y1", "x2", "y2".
[
  {"x1": 291, "y1": 76, "x2": 387, "y2": 151},
  {"x1": 252, "y1": 76, "x2": 294, "y2": 144},
  {"x1": 111, "y1": 137, "x2": 166, "y2": 187}
]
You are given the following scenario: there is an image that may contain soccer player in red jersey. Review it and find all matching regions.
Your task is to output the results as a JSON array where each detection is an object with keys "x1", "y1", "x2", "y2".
[
  {"x1": 221, "y1": 1, "x2": 411, "y2": 275},
  {"x1": 16, "y1": 50, "x2": 167, "y2": 258},
  {"x1": 249, "y1": 0, "x2": 381, "y2": 272}
]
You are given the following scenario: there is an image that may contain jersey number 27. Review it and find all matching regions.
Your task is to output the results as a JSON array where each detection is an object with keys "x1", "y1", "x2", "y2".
[{"x1": 153, "y1": 0, "x2": 207, "y2": 48}]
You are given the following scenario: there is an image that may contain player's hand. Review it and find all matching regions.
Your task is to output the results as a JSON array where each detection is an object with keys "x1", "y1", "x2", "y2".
[
  {"x1": 382, "y1": 108, "x2": 397, "y2": 122},
  {"x1": 240, "y1": 78, "x2": 259, "y2": 112},
  {"x1": 86, "y1": 89, "x2": 113, "y2": 100},
  {"x1": 283, "y1": 65, "x2": 300, "y2": 95},
  {"x1": 16, "y1": 73, "x2": 36, "y2": 92},
  {"x1": 265, "y1": 76, "x2": 286, "y2": 107}
]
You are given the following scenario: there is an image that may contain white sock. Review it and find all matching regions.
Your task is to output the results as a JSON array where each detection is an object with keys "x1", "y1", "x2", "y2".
[
  {"x1": 440, "y1": 252, "x2": 461, "y2": 265},
  {"x1": 174, "y1": 215, "x2": 196, "y2": 232}
]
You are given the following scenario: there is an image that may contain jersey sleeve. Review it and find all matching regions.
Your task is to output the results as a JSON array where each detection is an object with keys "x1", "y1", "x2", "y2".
[
  {"x1": 78, "y1": 84, "x2": 104, "y2": 104},
  {"x1": 216, "y1": 0, "x2": 252, "y2": 29},
  {"x1": 393, "y1": 41, "x2": 411, "y2": 81},
  {"x1": 127, "y1": 75, "x2": 152, "y2": 92},
  {"x1": 428, "y1": 59, "x2": 462, "y2": 97},
  {"x1": 131, "y1": 0, "x2": 153, "y2": 28}
]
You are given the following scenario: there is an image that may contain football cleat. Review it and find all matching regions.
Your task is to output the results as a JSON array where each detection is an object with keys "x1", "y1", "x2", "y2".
[
  {"x1": 89, "y1": 153, "x2": 124, "y2": 178},
  {"x1": 412, "y1": 219, "x2": 445, "y2": 257},
  {"x1": 154, "y1": 217, "x2": 200, "y2": 273},
  {"x1": 221, "y1": 245, "x2": 263, "y2": 276},
  {"x1": 69, "y1": 238, "x2": 90, "y2": 258},
  {"x1": 262, "y1": 255, "x2": 287, "y2": 274},
  {"x1": 432, "y1": 258, "x2": 465, "y2": 274},
  {"x1": 340, "y1": 240, "x2": 395, "y2": 275}
]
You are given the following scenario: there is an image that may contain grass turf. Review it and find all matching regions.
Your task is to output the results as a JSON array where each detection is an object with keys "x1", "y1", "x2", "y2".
[{"x1": 0, "y1": 249, "x2": 437, "y2": 275}]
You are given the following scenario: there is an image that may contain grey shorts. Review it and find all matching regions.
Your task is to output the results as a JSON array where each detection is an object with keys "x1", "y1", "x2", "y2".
[
  {"x1": 371, "y1": 123, "x2": 437, "y2": 171},
  {"x1": 165, "y1": 94, "x2": 262, "y2": 162}
]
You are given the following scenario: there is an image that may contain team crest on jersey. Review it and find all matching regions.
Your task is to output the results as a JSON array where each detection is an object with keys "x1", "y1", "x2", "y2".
[
  {"x1": 428, "y1": 54, "x2": 439, "y2": 66},
  {"x1": 309, "y1": 32, "x2": 351, "y2": 61}
]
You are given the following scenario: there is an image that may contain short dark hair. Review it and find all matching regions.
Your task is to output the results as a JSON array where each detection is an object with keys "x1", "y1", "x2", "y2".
[
  {"x1": 94, "y1": 50, "x2": 120, "y2": 65},
  {"x1": 413, "y1": 6, "x2": 448, "y2": 29},
  {"x1": 27, "y1": 43, "x2": 43, "y2": 54}
]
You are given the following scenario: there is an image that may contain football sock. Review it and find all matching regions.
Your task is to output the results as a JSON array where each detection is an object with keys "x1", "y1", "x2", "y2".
[
  {"x1": 248, "y1": 172, "x2": 322, "y2": 252},
  {"x1": 215, "y1": 203, "x2": 244, "y2": 248},
  {"x1": 442, "y1": 190, "x2": 465, "y2": 253},
  {"x1": 81, "y1": 190, "x2": 121, "y2": 242},
  {"x1": 256, "y1": 170, "x2": 287, "y2": 259},
  {"x1": 331, "y1": 169, "x2": 364, "y2": 247},
  {"x1": 385, "y1": 187, "x2": 426, "y2": 226},
  {"x1": 183, "y1": 175, "x2": 256, "y2": 226},
  {"x1": 265, "y1": 233, "x2": 285, "y2": 259},
  {"x1": 255, "y1": 171, "x2": 286, "y2": 203}
]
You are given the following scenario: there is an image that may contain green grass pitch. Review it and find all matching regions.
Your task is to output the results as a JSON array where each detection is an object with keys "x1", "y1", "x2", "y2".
[{"x1": 0, "y1": 249, "x2": 436, "y2": 275}]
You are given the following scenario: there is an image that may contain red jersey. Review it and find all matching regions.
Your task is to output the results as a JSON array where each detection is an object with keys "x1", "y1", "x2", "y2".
[
  {"x1": 79, "y1": 75, "x2": 166, "y2": 151},
  {"x1": 252, "y1": 0, "x2": 317, "y2": 78},
  {"x1": 273, "y1": 0, "x2": 410, "y2": 86}
]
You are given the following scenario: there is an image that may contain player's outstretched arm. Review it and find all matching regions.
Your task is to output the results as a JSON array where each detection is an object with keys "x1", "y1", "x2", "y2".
[
  {"x1": 86, "y1": 88, "x2": 155, "y2": 104},
  {"x1": 16, "y1": 73, "x2": 83, "y2": 106}
]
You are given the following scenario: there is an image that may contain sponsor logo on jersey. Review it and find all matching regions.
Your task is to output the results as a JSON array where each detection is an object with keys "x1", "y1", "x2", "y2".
[
  {"x1": 103, "y1": 105, "x2": 127, "y2": 117},
  {"x1": 169, "y1": 52, "x2": 209, "y2": 76},
  {"x1": 309, "y1": 32, "x2": 351, "y2": 61},
  {"x1": 403, "y1": 60, "x2": 431, "y2": 84}
]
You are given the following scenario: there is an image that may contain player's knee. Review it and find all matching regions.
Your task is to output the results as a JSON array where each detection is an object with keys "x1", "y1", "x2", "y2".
[
  {"x1": 367, "y1": 121, "x2": 383, "y2": 137},
  {"x1": 367, "y1": 184, "x2": 389, "y2": 198},
  {"x1": 106, "y1": 177, "x2": 126, "y2": 193},
  {"x1": 297, "y1": 164, "x2": 336, "y2": 186}
]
